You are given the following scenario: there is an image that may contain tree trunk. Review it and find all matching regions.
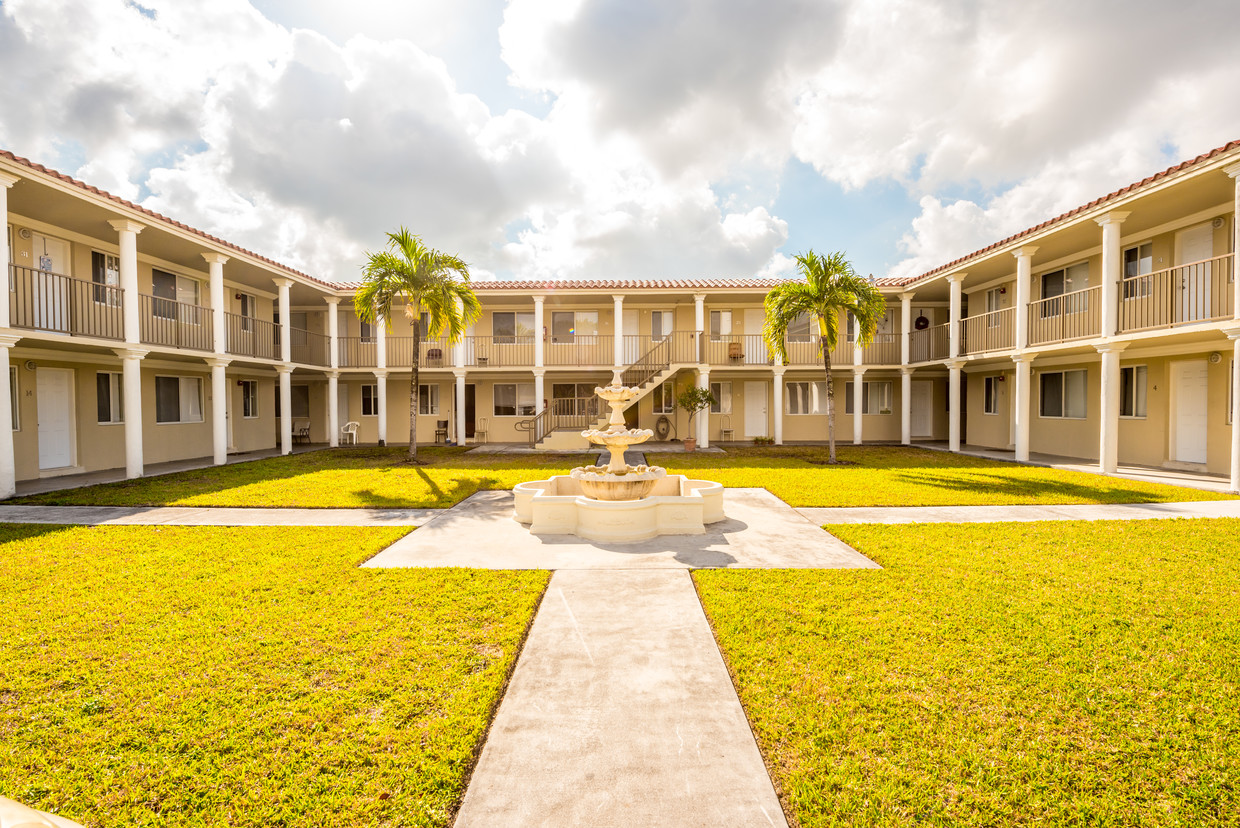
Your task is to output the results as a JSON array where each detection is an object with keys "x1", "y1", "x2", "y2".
[
  {"x1": 409, "y1": 317, "x2": 420, "y2": 463},
  {"x1": 821, "y1": 334, "x2": 836, "y2": 463}
]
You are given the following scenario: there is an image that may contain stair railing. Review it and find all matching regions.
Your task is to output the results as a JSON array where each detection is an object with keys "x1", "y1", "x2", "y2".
[{"x1": 622, "y1": 336, "x2": 671, "y2": 388}]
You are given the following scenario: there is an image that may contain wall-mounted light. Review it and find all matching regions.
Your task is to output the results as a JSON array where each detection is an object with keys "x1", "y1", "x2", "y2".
[
  {"x1": 999, "y1": 287, "x2": 1007, "y2": 294},
  {"x1": 18, "y1": 228, "x2": 32, "y2": 240}
]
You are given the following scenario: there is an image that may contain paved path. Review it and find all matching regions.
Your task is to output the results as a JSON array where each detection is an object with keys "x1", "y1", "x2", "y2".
[
  {"x1": 455, "y1": 569, "x2": 787, "y2": 828},
  {"x1": 0, "y1": 505, "x2": 437, "y2": 526},
  {"x1": 797, "y1": 500, "x2": 1240, "y2": 524}
]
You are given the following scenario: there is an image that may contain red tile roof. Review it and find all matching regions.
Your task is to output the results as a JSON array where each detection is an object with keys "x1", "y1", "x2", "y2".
[
  {"x1": 901, "y1": 138, "x2": 1240, "y2": 287},
  {"x1": 471, "y1": 277, "x2": 793, "y2": 291}
]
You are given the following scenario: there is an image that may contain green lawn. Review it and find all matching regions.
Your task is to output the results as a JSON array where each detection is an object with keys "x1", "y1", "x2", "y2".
[
  {"x1": 0, "y1": 524, "x2": 548, "y2": 827},
  {"x1": 695, "y1": 519, "x2": 1240, "y2": 827},
  {"x1": 652, "y1": 445, "x2": 1231, "y2": 506},
  {"x1": 15, "y1": 445, "x2": 1226, "y2": 509}
]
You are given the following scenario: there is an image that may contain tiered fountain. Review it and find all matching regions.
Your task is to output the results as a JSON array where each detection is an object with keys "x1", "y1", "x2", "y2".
[{"x1": 514, "y1": 370, "x2": 723, "y2": 542}]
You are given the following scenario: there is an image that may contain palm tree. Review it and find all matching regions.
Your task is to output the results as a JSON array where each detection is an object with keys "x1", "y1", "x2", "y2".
[
  {"x1": 355, "y1": 227, "x2": 481, "y2": 463},
  {"x1": 763, "y1": 250, "x2": 887, "y2": 463}
]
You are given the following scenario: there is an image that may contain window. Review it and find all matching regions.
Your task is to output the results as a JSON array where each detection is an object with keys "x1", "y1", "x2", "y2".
[
  {"x1": 291, "y1": 385, "x2": 310, "y2": 419},
  {"x1": 155, "y1": 376, "x2": 203, "y2": 424},
  {"x1": 494, "y1": 383, "x2": 535, "y2": 416},
  {"x1": 709, "y1": 381, "x2": 732, "y2": 414},
  {"x1": 787, "y1": 381, "x2": 827, "y2": 415},
  {"x1": 493, "y1": 312, "x2": 535, "y2": 343},
  {"x1": 152, "y1": 269, "x2": 200, "y2": 319},
  {"x1": 96, "y1": 372, "x2": 123, "y2": 423},
  {"x1": 237, "y1": 292, "x2": 257, "y2": 332},
  {"x1": 241, "y1": 380, "x2": 258, "y2": 418},
  {"x1": 419, "y1": 384, "x2": 440, "y2": 415},
  {"x1": 844, "y1": 381, "x2": 894, "y2": 415},
  {"x1": 786, "y1": 313, "x2": 814, "y2": 343},
  {"x1": 1039, "y1": 370, "x2": 1087, "y2": 418},
  {"x1": 650, "y1": 310, "x2": 674, "y2": 340},
  {"x1": 551, "y1": 311, "x2": 598, "y2": 342},
  {"x1": 985, "y1": 288, "x2": 1003, "y2": 327},
  {"x1": 653, "y1": 381, "x2": 675, "y2": 414},
  {"x1": 360, "y1": 319, "x2": 375, "y2": 344},
  {"x1": 1123, "y1": 243, "x2": 1153, "y2": 299},
  {"x1": 1120, "y1": 365, "x2": 1147, "y2": 418},
  {"x1": 9, "y1": 366, "x2": 17, "y2": 430},
  {"x1": 983, "y1": 376, "x2": 1000, "y2": 415},
  {"x1": 710, "y1": 310, "x2": 732, "y2": 341},
  {"x1": 90, "y1": 250, "x2": 121, "y2": 306},
  {"x1": 1039, "y1": 263, "x2": 1089, "y2": 317},
  {"x1": 361, "y1": 384, "x2": 379, "y2": 416}
]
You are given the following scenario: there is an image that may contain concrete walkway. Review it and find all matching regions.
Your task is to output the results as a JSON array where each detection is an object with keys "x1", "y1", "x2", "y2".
[
  {"x1": 797, "y1": 500, "x2": 1240, "y2": 525},
  {"x1": 0, "y1": 505, "x2": 437, "y2": 526},
  {"x1": 456, "y1": 570, "x2": 787, "y2": 827}
]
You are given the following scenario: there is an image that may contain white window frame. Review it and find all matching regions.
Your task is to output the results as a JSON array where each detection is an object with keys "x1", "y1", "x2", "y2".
[
  {"x1": 90, "y1": 250, "x2": 121, "y2": 307},
  {"x1": 1122, "y1": 242, "x2": 1153, "y2": 300},
  {"x1": 1038, "y1": 369, "x2": 1087, "y2": 419},
  {"x1": 709, "y1": 381, "x2": 732, "y2": 414},
  {"x1": 844, "y1": 381, "x2": 894, "y2": 415},
  {"x1": 653, "y1": 381, "x2": 675, "y2": 414},
  {"x1": 418, "y1": 383, "x2": 440, "y2": 416},
  {"x1": 241, "y1": 380, "x2": 259, "y2": 419},
  {"x1": 154, "y1": 376, "x2": 204, "y2": 424},
  {"x1": 786, "y1": 381, "x2": 827, "y2": 415},
  {"x1": 1119, "y1": 365, "x2": 1148, "y2": 419},
  {"x1": 96, "y1": 371, "x2": 124, "y2": 424},
  {"x1": 710, "y1": 309, "x2": 732, "y2": 341},
  {"x1": 983, "y1": 376, "x2": 1000, "y2": 415},
  {"x1": 9, "y1": 366, "x2": 18, "y2": 431},
  {"x1": 361, "y1": 384, "x2": 379, "y2": 417},
  {"x1": 493, "y1": 382, "x2": 535, "y2": 417}
]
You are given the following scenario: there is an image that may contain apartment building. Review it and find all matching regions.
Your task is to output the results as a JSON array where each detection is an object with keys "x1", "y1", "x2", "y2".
[{"x1": 1, "y1": 140, "x2": 1237, "y2": 497}]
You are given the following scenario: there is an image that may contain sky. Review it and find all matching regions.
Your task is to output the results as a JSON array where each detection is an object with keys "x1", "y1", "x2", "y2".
[{"x1": 1, "y1": 0, "x2": 1239, "y2": 285}]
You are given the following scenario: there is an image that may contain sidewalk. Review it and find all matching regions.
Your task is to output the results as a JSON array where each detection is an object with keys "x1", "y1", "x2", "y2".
[
  {"x1": 0, "y1": 505, "x2": 437, "y2": 526},
  {"x1": 797, "y1": 500, "x2": 1240, "y2": 525}
]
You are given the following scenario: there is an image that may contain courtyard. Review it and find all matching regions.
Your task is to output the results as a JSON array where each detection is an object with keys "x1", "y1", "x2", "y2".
[{"x1": 1, "y1": 447, "x2": 1237, "y2": 826}]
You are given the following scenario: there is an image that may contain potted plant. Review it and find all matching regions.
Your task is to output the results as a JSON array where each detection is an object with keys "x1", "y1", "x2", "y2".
[{"x1": 675, "y1": 385, "x2": 717, "y2": 451}]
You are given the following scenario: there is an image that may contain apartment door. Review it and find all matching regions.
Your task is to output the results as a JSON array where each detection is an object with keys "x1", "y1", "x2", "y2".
[
  {"x1": 1176, "y1": 223, "x2": 1214, "y2": 322},
  {"x1": 30, "y1": 233, "x2": 71, "y2": 333},
  {"x1": 36, "y1": 367, "x2": 75, "y2": 469},
  {"x1": 742, "y1": 308, "x2": 768, "y2": 364},
  {"x1": 910, "y1": 380, "x2": 933, "y2": 438},
  {"x1": 1172, "y1": 360, "x2": 1208, "y2": 463},
  {"x1": 465, "y1": 384, "x2": 476, "y2": 438},
  {"x1": 622, "y1": 309, "x2": 640, "y2": 363},
  {"x1": 744, "y1": 380, "x2": 767, "y2": 438}
]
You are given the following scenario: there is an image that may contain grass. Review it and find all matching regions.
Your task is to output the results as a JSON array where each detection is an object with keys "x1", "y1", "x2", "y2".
[
  {"x1": 0, "y1": 523, "x2": 549, "y2": 826},
  {"x1": 695, "y1": 519, "x2": 1240, "y2": 827},
  {"x1": 651, "y1": 445, "x2": 1232, "y2": 506}
]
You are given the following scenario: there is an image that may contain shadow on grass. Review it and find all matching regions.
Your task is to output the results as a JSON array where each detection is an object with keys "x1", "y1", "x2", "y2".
[{"x1": 889, "y1": 469, "x2": 1176, "y2": 503}]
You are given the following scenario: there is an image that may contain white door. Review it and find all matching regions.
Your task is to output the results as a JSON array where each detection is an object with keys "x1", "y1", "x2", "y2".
[
  {"x1": 1173, "y1": 360, "x2": 1208, "y2": 463},
  {"x1": 622, "y1": 309, "x2": 640, "y2": 362},
  {"x1": 36, "y1": 367, "x2": 74, "y2": 469},
  {"x1": 30, "y1": 233, "x2": 71, "y2": 333},
  {"x1": 744, "y1": 380, "x2": 767, "y2": 438},
  {"x1": 910, "y1": 380, "x2": 933, "y2": 438},
  {"x1": 1176, "y1": 224, "x2": 1214, "y2": 322},
  {"x1": 742, "y1": 308, "x2": 768, "y2": 364}
]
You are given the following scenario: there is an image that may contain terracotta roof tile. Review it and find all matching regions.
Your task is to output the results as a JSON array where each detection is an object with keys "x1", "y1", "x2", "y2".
[{"x1": 470, "y1": 277, "x2": 794, "y2": 291}]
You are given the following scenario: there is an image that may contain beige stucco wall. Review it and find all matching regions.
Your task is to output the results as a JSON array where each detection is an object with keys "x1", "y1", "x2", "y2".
[{"x1": 965, "y1": 368, "x2": 1013, "y2": 449}]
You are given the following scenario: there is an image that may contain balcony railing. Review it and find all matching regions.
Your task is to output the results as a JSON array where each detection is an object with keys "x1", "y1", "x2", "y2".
[
  {"x1": 861, "y1": 332, "x2": 901, "y2": 365},
  {"x1": 139, "y1": 294, "x2": 213, "y2": 351},
  {"x1": 9, "y1": 264, "x2": 125, "y2": 340},
  {"x1": 1027, "y1": 286, "x2": 1100, "y2": 345},
  {"x1": 387, "y1": 336, "x2": 451, "y2": 368},
  {"x1": 960, "y1": 307, "x2": 1015, "y2": 354},
  {"x1": 338, "y1": 336, "x2": 378, "y2": 368},
  {"x1": 225, "y1": 313, "x2": 277, "y2": 360},
  {"x1": 287, "y1": 328, "x2": 330, "y2": 366},
  {"x1": 783, "y1": 336, "x2": 851, "y2": 367},
  {"x1": 545, "y1": 334, "x2": 612, "y2": 366},
  {"x1": 461, "y1": 335, "x2": 535, "y2": 367},
  {"x1": 704, "y1": 334, "x2": 772, "y2": 366},
  {"x1": 909, "y1": 323, "x2": 949, "y2": 363},
  {"x1": 1118, "y1": 254, "x2": 1234, "y2": 333}
]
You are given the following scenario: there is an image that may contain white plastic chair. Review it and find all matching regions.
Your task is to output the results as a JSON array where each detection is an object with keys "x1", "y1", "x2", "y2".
[{"x1": 341, "y1": 421, "x2": 360, "y2": 445}]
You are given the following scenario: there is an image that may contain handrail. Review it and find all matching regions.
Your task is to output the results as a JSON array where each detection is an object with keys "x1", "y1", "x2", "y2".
[
  {"x1": 9, "y1": 263, "x2": 124, "y2": 340},
  {"x1": 1118, "y1": 253, "x2": 1233, "y2": 333},
  {"x1": 622, "y1": 336, "x2": 671, "y2": 387},
  {"x1": 139, "y1": 293, "x2": 213, "y2": 351}
]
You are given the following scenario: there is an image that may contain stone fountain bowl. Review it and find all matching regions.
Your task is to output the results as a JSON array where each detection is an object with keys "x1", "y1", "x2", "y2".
[{"x1": 570, "y1": 464, "x2": 667, "y2": 501}]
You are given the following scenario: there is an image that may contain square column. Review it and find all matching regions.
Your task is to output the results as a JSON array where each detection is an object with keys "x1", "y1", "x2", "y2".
[
  {"x1": 0, "y1": 173, "x2": 18, "y2": 326},
  {"x1": 455, "y1": 371, "x2": 467, "y2": 445},
  {"x1": 533, "y1": 295, "x2": 545, "y2": 368},
  {"x1": 1012, "y1": 353, "x2": 1035, "y2": 462},
  {"x1": 1096, "y1": 343, "x2": 1127, "y2": 474},
  {"x1": 613, "y1": 295, "x2": 624, "y2": 368},
  {"x1": 697, "y1": 368, "x2": 710, "y2": 448},
  {"x1": 114, "y1": 347, "x2": 148, "y2": 478},
  {"x1": 274, "y1": 278, "x2": 293, "y2": 363},
  {"x1": 203, "y1": 253, "x2": 229, "y2": 355},
  {"x1": 773, "y1": 369, "x2": 784, "y2": 445},
  {"x1": 1013, "y1": 247, "x2": 1038, "y2": 350},
  {"x1": 206, "y1": 356, "x2": 230, "y2": 465},
  {"x1": 947, "y1": 274, "x2": 963, "y2": 359},
  {"x1": 0, "y1": 336, "x2": 18, "y2": 498},
  {"x1": 852, "y1": 367, "x2": 866, "y2": 445},
  {"x1": 277, "y1": 366, "x2": 292, "y2": 455},
  {"x1": 109, "y1": 220, "x2": 145, "y2": 344},
  {"x1": 900, "y1": 366, "x2": 913, "y2": 445},
  {"x1": 947, "y1": 359, "x2": 964, "y2": 452},
  {"x1": 327, "y1": 371, "x2": 340, "y2": 448},
  {"x1": 374, "y1": 370, "x2": 388, "y2": 446},
  {"x1": 1095, "y1": 213, "x2": 1129, "y2": 338}
]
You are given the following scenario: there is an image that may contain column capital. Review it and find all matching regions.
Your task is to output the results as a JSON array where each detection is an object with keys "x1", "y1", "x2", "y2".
[
  {"x1": 532, "y1": 294, "x2": 546, "y2": 303},
  {"x1": 112, "y1": 347, "x2": 149, "y2": 360},
  {"x1": 1223, "y1": 325, "x2": 1240, "y2": 341},
  {"x1": 201, "y1": 252, "x2": 230, "y2": 266},
  {"x1": 326, "y1": 370, "x2": 340, "y2": 379},
  {"x1": 1223, "y1": 162, "x2": 1240, "y2": 179},
  {"x1": 899, "y1": 365, "x2": 914, "y2": 375},
  {"x1": 693, "y1": 293, "x2": 707, "y2": 303},
  {"x1": 852, "y1": 366, "x2": 868, "y2": 376},
  {"x1": 900, "y1": 292, "x2": 914, "y2": 303},
  {"x1": 452, "y1": 369, "x2": 468, "y2": 379},
  {"x1": 1012, "y1": 245, "x2": 1039, "y2": 260},
  {"x1": 0, "y1": 334, "x2": 20, "y2": 349},
  {"x1": 372, "y1": 370, "x2": 389, "y2": 380},
  {"x1": 0, "y1": 171, "x2": 19, "y2": 189},
  {"x1": 204, "y1": 356, "x2": 232, "y2": 369},
  {"x1": 532, "y1": 367, "x2": 546, "y2": 378},
  {"x1": 1094, "y1": 341, "x2": 1129, "y2": 355},
  {"x1": 945, "y1": 272, "x2": 966, "y2": 284},
  {"x1": 276, "y1": 365, "x2": 294, "y2": 376},
  {"x1": 1094, "y1": 211, "x2": 1131, "y2": 228},
  {"x1": 108, "y1": 218, "x2": 145, "y2": 235},
  {"x1": 272, "y1": 278, "x2": 295, "y2": 290},
  {"x1": 324, "y1": 296, "x2": 341, "y2": 307},
  {"x1": 612, "y1": 294, "x2": 625, "y2": 303},
  {"x1": 1011, "y1": 351, "x2": 1038, "y2": 365},
  {"x1": 946, "y1": 358, "x2": 967, "y2": 370}
]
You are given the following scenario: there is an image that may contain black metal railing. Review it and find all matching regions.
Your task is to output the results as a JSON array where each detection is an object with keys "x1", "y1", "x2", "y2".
[
  {"x1": 225, "y1": 312, "x2": 277, "y2": 360},
  {"x1": 9, "y1": 263, "x2": 124, "y2": 340},
  {"x1": 139, "y1": 293, "x2": 213, "y2": 350}
]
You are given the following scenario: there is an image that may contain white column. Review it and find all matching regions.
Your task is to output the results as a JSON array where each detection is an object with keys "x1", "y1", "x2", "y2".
[
  {"x1": 1012, "y1": 353, "x2": 1035, "y2": 462},
  {"x1": 277, "y1": 366, "x2": 292, "y2": 454},
  {"x1": 613, "y1": 295, "x2": 624, "y2": 368},
  {"x1": 900, "y1": 293, "x2": 912, "y2": 367},
  {"x1": 947, "y1": 274, "x2": 963, "y2": 359},
  {"x1": 1013, "y1": 247, "x2": 1038, "y2": 350},
  {"x1": 852, "y1": 313, "x2": 862, "y2": 368},
  {"x1": 534, "y1": 369, "x2": 545, "y2": 415},
  {"x1": 0, "y1": 336, "x2": 18, "y2": 498},
  {"x1": 1095, "y1": 213, "x2": 1129, "y2": 338},
  {"x1": 454, "y1": 371, "x2": 467, "y2": 444},
  {"x1": 694, "y1": 293, "x2": 706, "y2": 363},
  {"x1": 947, "y1": 359, "x2": 963, "y2": 452},
  {"x1": 773, "y1": 369, "x2": 784, "y2": 445},
  {"x1": 326, "y1": 297, "x2": 340, "y2": 371},
  {"x1": 1227, "y1": 164, "x2": 1240, "y2": 319},
  {"x1": 374, "y1": 370, "x2": 388, "y2": 446},
  {"x1": 852, "y1": 368, "x2": 865, "y2": 445},
  {"x1": 533, "y1": 295, "x2": 545, "y2": 368},
  {"x1": 114, "y1": 347, "x2": 147, "y2": 477},
  {"x1": 0, "y1": 173, "x2": 18, "y2": 327},
  {"x1": 109, "y1": 220, "x2": 145, "y2": 344},
  {"x1": 204, "y1": 253, "x2": 228, "y2": 355},
  {"x1": 1096, "y1": 343, "x2": 1126, "y2": 474},
  {"x1": 697, "y1": 368, "x2": 710, "y2": 448},
  {"x1": 207, "y1": 357, "x2": 229, "y2": 465},
  {"x1": 900, "y1": 366, "x2": 913, "y2": 445},
  {"x1": 1228, "y1": 329, "x2": 1240, "y2": 493},
  {"x1": 274, "y1": 278, "x2": 292, "y2": 363},
  {"x1": 327, "y1": 371, "x2": 339, "y2": 448},
  {"x1": 376, "y1": 312, "x2": 387, "y2": 372}
]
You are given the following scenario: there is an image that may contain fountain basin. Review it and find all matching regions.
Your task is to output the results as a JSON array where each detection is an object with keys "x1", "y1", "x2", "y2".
[
  {"x1": 514, "y1": 474, "x2": 724, "y2": 542},
  {"x1": 570, "y1": 464, "x2": 666, "y2": 501}
]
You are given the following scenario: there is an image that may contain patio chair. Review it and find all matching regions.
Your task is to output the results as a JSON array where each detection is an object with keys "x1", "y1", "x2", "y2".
[
  {"x1": 293, "y1": 419, "x2": 311, "y2": 444},
  {"x1": 474, "y1": 417, "x2": 488, "y2": 442},
  {"x1": 435, "y1": 420, "x2": 449, "y2": 443},
  {"x1": 426, "y1": 347, "x2": 443, "y2": 366},
  {"x1": 341, "y1": 421, "x2": 359, "y2": 445},
  {"x1": 719, "y1": 415, "x2": 734, "y2": 442},
  {"x1": 728, "y1": 342, "x2": 744, "y2": 361}
]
